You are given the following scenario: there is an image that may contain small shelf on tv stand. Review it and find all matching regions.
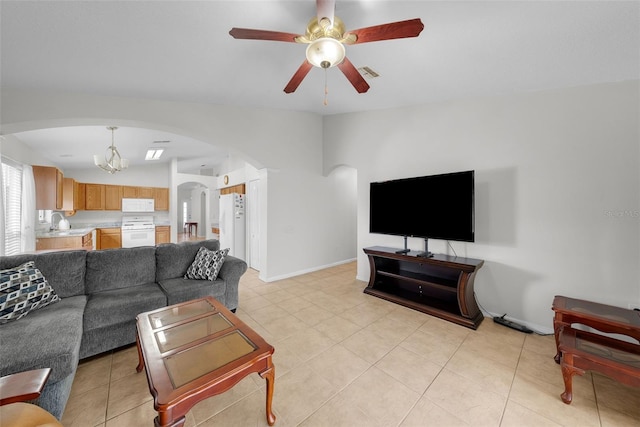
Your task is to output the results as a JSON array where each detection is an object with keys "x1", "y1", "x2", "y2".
[{"x1": 363, "y1": 246, "x2": 485, "y2": 329}]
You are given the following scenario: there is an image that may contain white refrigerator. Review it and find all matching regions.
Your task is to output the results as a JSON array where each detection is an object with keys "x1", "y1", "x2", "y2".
[{"x1": 219, "y1": 193, "x2": 246, "y2": 260}]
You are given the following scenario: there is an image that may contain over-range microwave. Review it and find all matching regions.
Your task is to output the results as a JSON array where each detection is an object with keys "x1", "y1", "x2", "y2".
[{"x1": 122, "y1": 198, "x2": 155, "y2": 212}]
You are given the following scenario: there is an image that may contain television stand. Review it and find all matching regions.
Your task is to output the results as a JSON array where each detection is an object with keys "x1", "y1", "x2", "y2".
[{"x1": 363, "y1": 246, "x2": 485, "y2": 329}]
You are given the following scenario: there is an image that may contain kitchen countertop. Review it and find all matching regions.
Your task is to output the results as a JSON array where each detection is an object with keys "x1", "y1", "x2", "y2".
[
  {"x1": 36, "y1": 221, "x2": 172, "y2": 238},
  {"x1": 36, "y1": 227, "x2": 96, "y2": 238}
]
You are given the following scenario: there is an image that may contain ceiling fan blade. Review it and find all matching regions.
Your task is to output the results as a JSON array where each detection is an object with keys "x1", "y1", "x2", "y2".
[
  {"x1": 337, "y1": 57, "x2": 370, "y2": 93},
  {"x1": 229, "y1": 28, "x2": 301, "y2": 43},
  {"x1": 284, "y1": 60, "x2": 314, "y2": 93},
  {"x1": 316, "y1": 0, "x2": 335, "y2": 26},
  {"x1": 345, "y1": 18, "x2": 424, "y2": 44}
]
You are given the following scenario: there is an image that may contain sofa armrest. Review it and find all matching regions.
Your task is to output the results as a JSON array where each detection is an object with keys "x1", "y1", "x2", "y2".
[{"x1": 217, "y1": 255, "x2": 248, "y2": 310}]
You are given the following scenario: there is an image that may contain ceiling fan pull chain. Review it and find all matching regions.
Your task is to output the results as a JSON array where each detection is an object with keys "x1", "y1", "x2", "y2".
[{"x1": 324, "y1": 68, "x2": 329, "y2": 106}]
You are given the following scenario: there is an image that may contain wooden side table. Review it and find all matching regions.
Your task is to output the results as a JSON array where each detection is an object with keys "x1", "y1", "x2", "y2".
[
  {"x1": 0, "y1": 368, "x2": 51, "y2": 405},
  {"x1": 551, "y1": 295, "x2": 640, "y2": 363},
  {"x1": 558, "y1": 326, "x2": 640, "y2": 404}
]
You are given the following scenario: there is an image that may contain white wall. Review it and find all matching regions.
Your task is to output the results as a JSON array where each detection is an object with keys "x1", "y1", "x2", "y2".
[
  {"x1": 1, "y1": 134, "x2": 57, "y2": 166},
  {"x1": 324, "y1": 81, "x2": 640, "y2": 332}
]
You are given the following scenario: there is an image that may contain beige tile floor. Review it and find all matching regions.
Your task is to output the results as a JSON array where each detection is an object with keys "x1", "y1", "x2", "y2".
[{"x1": 62, "y1": 262, "x2": 640, "y2": 426}]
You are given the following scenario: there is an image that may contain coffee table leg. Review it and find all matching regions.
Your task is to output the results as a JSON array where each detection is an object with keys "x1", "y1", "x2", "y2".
[
  {"x1": 259, "y1": 362, "x2": 276, "y2": 426},
  {"x1": 136, "y1": 334, "x2": 145, "y2": 373},
  {"x1": 155, "y1": 413, "x2": 185, "y2": 427}
]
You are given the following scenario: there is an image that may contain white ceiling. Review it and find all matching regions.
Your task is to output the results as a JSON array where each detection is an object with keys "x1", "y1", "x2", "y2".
[{"x1": 2, "y1": 1, "x2": 639, "y2": 171}]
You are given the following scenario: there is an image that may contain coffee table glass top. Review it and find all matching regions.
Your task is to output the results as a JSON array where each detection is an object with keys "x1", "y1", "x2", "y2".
[
  {"x1": 155, "y1": 313, "x2": 233, "y2": 352},
  {"x1": 556, "y1": 296, "x2": 640, "y2": 326},
  {"x1": 148, "y1": 299, "x2": 216, "y2": 328},
  {"x1": 164, "y1": 331, "x2": 257, "y2": 388}
]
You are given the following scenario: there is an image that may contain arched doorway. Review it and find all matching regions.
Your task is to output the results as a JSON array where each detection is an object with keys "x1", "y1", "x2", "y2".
[{"x1": 177, "y1": 181, "x2": 208, "y2": 241}]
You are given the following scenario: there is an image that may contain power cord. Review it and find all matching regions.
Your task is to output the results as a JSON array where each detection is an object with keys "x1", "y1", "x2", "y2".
[
  {"x1": 447, "y1": 241, "x2": 458, "y2": 257},
  {"x1": 474, "y1": 292, "x2": 553, "y2": 336}
]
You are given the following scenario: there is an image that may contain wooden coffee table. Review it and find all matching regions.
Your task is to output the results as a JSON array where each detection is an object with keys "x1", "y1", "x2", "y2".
[{"x1": 135, "y1": 297, "x2": 276, "y2": 427}]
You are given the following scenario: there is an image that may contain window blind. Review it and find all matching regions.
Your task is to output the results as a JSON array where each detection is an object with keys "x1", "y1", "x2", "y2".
[{"x1": 2, "y1": 157, "x2": 23, "y2": 256}]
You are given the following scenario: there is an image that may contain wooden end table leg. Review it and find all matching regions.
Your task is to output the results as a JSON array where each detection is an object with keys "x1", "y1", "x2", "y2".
[
  {"x1": 259, "y1": 361, "x2": 276, "y2": 426},
  {"x1": 560, "y1": 354, "x2": 584, "y2": 404},
  {"x1": 553, "y1": 317, "x2": 565, "y2": 364},
  {"x1": 154, "y1": 414, "x2": 185, "y2": 427},
  {"x1": 136, "y1": 334, "x2": 145, "y2": 373}
]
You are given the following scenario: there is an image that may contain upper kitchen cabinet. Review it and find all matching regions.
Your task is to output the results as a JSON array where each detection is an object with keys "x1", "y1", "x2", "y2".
[
  {"x1": 75, "y1": 182, "x2": 86, "y2": 211},
  {"x1": 138, "y1": 187, "x2": 154, "y2": 198},
  {"x1": 62, "y1": 178, "x2": 85, "y2": 215},
  {"x1": 105, "y1": 185, "x2": 123, "y2": 210},
  {"x1": 122, "y1": 186, "x2": 138, "y2": 198},
  {"x1": 154, "y1": 187, "x2": 169, "y2": 210},
  {"x1": 84, "y1": 183, "x2": 105, "y2": 210},
  {"x1": 122, "y1": 185, "x2": 168, "y2": 210},
  {"x1": 33, "y1": 165, "x2": 63, "y2": 210}
]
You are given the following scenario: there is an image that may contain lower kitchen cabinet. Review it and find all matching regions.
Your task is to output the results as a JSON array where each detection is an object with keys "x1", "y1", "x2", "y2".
[
  {"x1": 97, "y1": 227, "x2": 121, "y2": 250},
  {"x1": 36, "y1": 231, "x2": 93, "y2": 251},
  {"x1": 155, "y1": 226, "x2": 170, "y2": 244}
]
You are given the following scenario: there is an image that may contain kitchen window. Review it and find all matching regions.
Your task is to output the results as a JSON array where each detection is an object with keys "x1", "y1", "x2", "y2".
[
  {"x1": 1, "y1": 157, "x2": 36, "y2": 255},
  {"x1": 1, "y1": 157, "x2": 23, "y2": 255}
]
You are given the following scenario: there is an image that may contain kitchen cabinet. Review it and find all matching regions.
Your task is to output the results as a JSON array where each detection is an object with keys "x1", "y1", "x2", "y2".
[
  {"x1": 97, "y1": 227, "x2": 121, "y2": 250},
  {"x1": 75, "y1": 182, "x2": 86, "y2": 211},
  {"x1": 75, "y1": 182, "x2": 169, "y2": 211},
  {"x1": 105, "y1": 185, "x2": 123, "y2": 210},
  {"x1": 138, "y1": 187, "x2": 154, "y2": 198},
  {"x1": 155, "y1": 226, "x2": 170, "y2": 244},
  {"x1": 33, "y1": 165, "x2": 64, "y2": 210},
  {"x1": 154, "y1": 187, "x2": 169, "y2": 210},
  {"x1": 62, "y1": 178, "x2": 85, "y2": 214},
  {"x1": 122, "y1": 186, "x2": 138, "y2": 198},
  {"x1": 85, "y1": 184, "x2": 105, "y2": 210},
  {"x1": 36, "y1": 231, "x2": 93, "y2": 251}
]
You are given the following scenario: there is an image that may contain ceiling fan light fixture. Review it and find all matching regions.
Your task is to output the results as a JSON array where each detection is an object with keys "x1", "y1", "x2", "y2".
[{"x1": 306, "y1": 37, "x2": 345, "y2": 68}]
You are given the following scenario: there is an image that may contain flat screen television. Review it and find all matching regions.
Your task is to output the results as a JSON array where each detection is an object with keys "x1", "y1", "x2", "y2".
[{"x1": 369, "y1": 170, "x2": 475, "y2": 249}]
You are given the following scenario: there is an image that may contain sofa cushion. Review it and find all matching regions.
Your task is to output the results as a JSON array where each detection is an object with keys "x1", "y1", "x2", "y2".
[
  {"x1": 185, "y1": 247, "x2": 229, "y2": 281},
  {"x1": 156, "y1": 240, "x2": 220, "y2": 281},
  {"x1": 0, "y1": 251, "x2": 86, "y2": 298},
  {"x1": 0, "y1": 261, "x2": 61, "y2": 324},
  {"x1": 83, "y1": 283, "x2": 167, "y2": 331},
  {"x1": 158, "y1": 277, "x2": 227, "y2": 306},
  {"x1": 0, "y1": 295, "x2": 86, "y2": 382},
  {"x1": 85, "y1": 247, "x2": 157, "y2": 294}
]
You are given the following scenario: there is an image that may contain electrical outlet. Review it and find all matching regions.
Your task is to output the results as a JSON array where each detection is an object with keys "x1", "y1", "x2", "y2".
[{"x1": 629, "y1": 303, "x2": 640, "y2": 311}]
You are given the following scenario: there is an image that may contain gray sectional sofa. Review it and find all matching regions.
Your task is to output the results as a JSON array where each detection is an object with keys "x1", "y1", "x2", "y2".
[{"x1": 0, "y1": 239, "x2": 247, "y2": 420}]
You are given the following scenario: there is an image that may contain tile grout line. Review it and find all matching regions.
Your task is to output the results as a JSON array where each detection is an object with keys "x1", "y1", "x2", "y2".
[{"x1": 497, "y1": 333, "x2": 527, "y2": 426}]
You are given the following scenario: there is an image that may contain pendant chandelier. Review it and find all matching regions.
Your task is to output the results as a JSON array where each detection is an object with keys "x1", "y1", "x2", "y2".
[{"x1": 94, "y1": 126, "x2": 129, "y2": 174}]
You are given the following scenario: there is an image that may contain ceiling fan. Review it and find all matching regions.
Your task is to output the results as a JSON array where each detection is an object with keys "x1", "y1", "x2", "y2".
[{"x1": 229, "y1": 0, "x2": 424, "y2": 94}]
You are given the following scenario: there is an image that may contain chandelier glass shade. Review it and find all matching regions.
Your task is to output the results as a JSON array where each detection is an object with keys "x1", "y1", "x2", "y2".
[
  {"x1": 305, "y1": 37, "x2": 345, "y2": 68},
  {"x1": 94, "y1": 126, "x2": 129, "y2": 174}
]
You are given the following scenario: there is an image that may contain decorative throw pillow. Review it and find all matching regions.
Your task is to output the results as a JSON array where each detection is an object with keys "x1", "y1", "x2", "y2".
[
  {"x1": 184, "y1": 247, "x2": 230, "y2": 281},
  {"x1": 0, "y1": 261, "x2": 61, "y2": 324}
]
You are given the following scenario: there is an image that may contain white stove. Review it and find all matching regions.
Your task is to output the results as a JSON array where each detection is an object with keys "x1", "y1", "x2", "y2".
[{"x1": 121, "y1": 215, "x2": 155, "y2": 248}]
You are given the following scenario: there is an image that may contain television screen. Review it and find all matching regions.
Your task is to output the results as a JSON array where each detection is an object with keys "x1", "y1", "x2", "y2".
[{"x1": 369, "y1": 170, "x2": 474, "y2": 242}]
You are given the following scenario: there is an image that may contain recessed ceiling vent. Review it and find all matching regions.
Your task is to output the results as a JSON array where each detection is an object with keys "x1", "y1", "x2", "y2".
[
  {"x1": 358, "y1": 66, "x2": 380, "y2": 79},
  {"x1": 153, "y1": 140, "x2": 171, "y2": 144}
]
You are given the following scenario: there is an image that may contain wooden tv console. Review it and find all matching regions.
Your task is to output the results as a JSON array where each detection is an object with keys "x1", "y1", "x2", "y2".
[{"x1": 363, "y1": 246, "x2": 485, "y2": 329}]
